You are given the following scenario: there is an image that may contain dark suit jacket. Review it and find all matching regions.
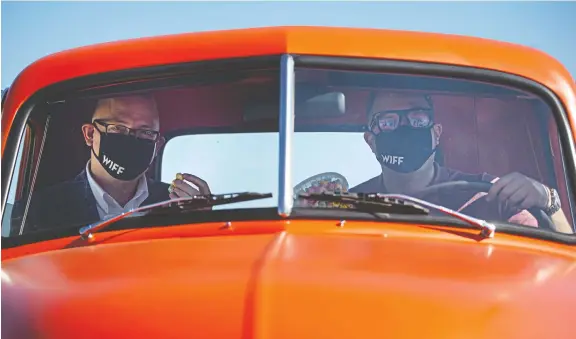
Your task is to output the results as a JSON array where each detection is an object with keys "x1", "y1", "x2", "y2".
[{"x1": 10, "y1": 170, "x2": 170, "y2": 235}]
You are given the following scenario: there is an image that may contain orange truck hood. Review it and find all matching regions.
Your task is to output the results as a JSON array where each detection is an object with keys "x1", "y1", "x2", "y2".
[{"x1": 2, "y1": 225, "x2": 575, "y2": 339}]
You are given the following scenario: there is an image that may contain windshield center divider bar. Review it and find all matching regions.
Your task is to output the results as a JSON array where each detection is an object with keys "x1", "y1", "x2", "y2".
[{"x1": 278, "y1": 54, "x2": 295, "y2": 218}]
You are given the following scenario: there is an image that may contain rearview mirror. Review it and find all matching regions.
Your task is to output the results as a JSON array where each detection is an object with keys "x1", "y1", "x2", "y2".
[
  {"x1": 298, "y1": 92, "x2": 346, "y2": 118},
  {"x1": 243, "y1": 91, "x2": 346, "y2": 122}
]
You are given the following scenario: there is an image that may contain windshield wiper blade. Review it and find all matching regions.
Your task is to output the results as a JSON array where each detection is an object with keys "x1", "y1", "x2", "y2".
[
  {"x1": 299, "y1": 192, "x2": 430, "y2": 214},
  {"x1": 298, "y1": 192, "x2": 495, "y2": 239},
  {"x1": 79, "y1": 192, "x2": 272, "y2": 239}
]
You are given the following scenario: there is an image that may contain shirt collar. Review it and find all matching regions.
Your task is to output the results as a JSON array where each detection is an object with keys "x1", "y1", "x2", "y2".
[{"x1": 85, "y1": 161, "x2": 149, "y2": 214}]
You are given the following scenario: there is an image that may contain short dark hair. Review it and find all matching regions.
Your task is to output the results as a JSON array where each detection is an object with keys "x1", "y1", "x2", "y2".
[
  {"x1": 365, "y1": 91, "x2": 435, "y2": 122},
  {"x1": 92, "y1": 93, "x2": 158, "y2": 120}
]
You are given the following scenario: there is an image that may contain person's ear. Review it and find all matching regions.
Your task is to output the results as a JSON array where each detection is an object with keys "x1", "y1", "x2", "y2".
[
  {"x1": 81, "y1": 123, "x2": 95, "y2": 146},
  {"x1": 432, "y1": 123, "x2": 443, "y2": 146},
  {"x1": 364, "y1": 131, "x2": 377, "y2": 153}
]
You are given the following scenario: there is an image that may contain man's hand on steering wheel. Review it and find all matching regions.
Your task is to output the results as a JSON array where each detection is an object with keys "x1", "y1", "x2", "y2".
[{"x1": 485, "y1": 172, "x2": 549, "y2": 211}]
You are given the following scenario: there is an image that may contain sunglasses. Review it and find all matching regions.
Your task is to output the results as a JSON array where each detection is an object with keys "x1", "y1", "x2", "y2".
[{"x1": 369, "y1": 107, "x2": 434, "y2": 134}]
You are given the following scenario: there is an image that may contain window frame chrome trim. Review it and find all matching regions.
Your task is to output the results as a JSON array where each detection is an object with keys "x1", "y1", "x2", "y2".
[{"x1": 278, "y1": 54, "x2": 295, "y2": 217}]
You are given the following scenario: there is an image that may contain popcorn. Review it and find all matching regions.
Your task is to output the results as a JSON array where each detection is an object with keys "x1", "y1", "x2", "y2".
[
  {"x1": 169, "y1": 173, "x2": 184, "y2": 193},
  {"x1": 293, "y1": 172, "x2": 351, "y2": 209}
]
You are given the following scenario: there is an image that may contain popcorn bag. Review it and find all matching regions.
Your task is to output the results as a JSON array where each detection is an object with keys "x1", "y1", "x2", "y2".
[{"x1": 293, "y1": 172, "x2": 351, "y2": 208}]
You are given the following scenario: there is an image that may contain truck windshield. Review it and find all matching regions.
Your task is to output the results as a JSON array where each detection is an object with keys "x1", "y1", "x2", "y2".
[{"x1": 3, "y1": 63, "x2": 575, "y2": 239}]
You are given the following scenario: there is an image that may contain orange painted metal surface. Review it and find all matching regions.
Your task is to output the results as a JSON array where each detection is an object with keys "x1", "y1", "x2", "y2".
[
  {"x1": 2, "y1": 219, "x2": 576, "y2": 339},
  {"x1": 3, "y1": 26, "x2": 576, "y2": 156},
  {"x1": 3, "y1": 26, "x2": 576, "y2": 339}
]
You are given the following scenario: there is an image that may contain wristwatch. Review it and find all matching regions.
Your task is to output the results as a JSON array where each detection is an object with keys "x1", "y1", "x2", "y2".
[{"x1": 544, "y1": 186, "x2": 561, "y2": 216}]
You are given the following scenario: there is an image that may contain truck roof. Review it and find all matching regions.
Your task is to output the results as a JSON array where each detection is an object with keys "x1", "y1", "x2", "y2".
[{"x1": 3, "y1": 26, "x2": 576, "y2": 151}]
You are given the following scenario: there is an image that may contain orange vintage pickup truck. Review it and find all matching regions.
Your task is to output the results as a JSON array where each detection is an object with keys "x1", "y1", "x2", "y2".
[{"x1": 2, "y1": 26, "x2": 575, "y2": 339}]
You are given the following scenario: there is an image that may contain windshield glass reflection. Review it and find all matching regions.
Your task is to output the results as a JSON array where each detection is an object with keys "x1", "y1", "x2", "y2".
[{"x1": 292, "y1": 68, "x2": 574, "y2": 234}]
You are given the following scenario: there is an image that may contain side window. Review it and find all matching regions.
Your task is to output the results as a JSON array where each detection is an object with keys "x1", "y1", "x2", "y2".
[
  {"x1": 1, "y1": 87, "x2": 8, "y2": 111},
  {"x1": 2, "y1": 123, "x2": 35, "y2": 237}
]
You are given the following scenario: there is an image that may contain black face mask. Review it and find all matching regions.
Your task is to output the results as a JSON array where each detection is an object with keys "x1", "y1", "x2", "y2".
[
  {"x1": 92, "y1": 132, "x2": 156, "y2": 181},
  {"x1": 374, "y1": 126, "x2": 437, "y2": 173}
]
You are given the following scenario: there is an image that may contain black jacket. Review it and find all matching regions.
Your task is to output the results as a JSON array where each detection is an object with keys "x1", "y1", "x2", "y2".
[{"x1": 10, "y1": 170, "x2": 170, "y2": 235}]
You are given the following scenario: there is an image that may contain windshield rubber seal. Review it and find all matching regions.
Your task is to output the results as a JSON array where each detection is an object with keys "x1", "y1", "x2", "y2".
[{"x1": 3, "y1": 54, "x2": 575, "y2": 246}]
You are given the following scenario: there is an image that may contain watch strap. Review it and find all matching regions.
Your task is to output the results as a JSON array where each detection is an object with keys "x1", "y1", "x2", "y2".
[{"x1": 544, "y1": 187, "x2": 561, "y2": 216}]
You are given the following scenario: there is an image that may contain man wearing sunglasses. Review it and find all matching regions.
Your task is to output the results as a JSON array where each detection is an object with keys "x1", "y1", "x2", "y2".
[
  {"x1": 349, "y1": 92, "x2": 572, "y2": 233},
  {"x1": 11, "y1": 94, "x2": 210, "y2": 234}
]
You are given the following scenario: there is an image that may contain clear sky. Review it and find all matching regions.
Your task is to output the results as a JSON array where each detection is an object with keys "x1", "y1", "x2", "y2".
[
  {"x1": 3, "y1": 1, "x2": 576, "y2": 219},
  {"x1": 2, "y1": 1, "x2": 576, "y2": 87}
]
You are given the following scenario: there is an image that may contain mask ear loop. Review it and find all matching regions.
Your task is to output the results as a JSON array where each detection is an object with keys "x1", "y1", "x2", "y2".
[
  {"x1": 148, "y1": 139, "x2": 160, "y2": 166},
  {"x1": 424, "y1": 94, "x2": 438, "y2": 141},
  {"x1": 423, "y1": 94, "x2": 443, "y2": 164},
  {"x1": 366, "y1": 91, "x2": 387, "y2": 163},
  {"x1": 89, "y1": 122, "x2": 103, "y2": 160},
  {"x1": 366, "y1": 90, "x2": 380, "y2": 136}
]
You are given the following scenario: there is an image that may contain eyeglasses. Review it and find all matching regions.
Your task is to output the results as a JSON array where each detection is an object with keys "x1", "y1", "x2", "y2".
[
  {"x1": 93, "y1": 119, "x2": 160, "y2": 141},
  {"x1": 369, "y1": 107, "x2": 434, "y2": 133}
]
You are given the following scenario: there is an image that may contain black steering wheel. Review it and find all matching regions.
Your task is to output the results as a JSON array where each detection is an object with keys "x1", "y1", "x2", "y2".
[{"x1": 416, "y1": 181, "x2": 555, "y2": 231}]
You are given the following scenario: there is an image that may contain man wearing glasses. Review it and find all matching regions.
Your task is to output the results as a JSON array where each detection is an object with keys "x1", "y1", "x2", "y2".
[
  {"x1": 12, "y1": 94, "x2": 209, "y2": 234},
  {"x1": 350, "y1": 92, "x2": 573, "y2": 233}
]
